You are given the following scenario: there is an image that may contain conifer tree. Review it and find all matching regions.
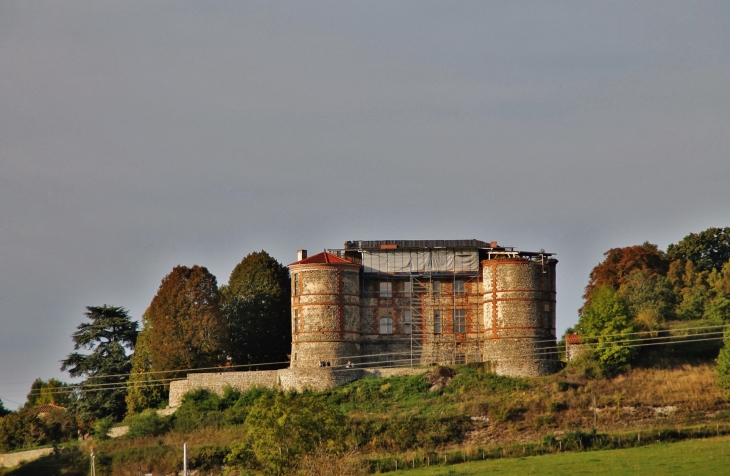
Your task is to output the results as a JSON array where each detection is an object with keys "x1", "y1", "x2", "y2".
[{"x1": 61, "y1": 305, "x2": 138, "y2": 423}]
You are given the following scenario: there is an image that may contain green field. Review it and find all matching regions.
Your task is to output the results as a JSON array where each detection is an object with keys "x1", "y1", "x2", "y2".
[{"x1": 390, "y1": 436, "x2": 730, "y2": 476}]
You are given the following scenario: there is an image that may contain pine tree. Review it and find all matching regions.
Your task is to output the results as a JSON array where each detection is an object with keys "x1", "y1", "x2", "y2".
[{"x1": 61, "y1": 305, "x2": 138, "y2": 423}]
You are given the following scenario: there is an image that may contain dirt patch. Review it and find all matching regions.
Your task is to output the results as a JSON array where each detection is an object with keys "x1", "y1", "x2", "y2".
[{"x1": 427, "y1": 366, "x2": 457, "y2": 391}]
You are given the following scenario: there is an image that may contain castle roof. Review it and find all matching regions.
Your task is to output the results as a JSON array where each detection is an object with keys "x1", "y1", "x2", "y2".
[{"x1": 289, "y1": 252, "x2": 355, "y2": 266}]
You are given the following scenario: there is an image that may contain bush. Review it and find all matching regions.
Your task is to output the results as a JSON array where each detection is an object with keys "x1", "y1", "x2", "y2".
[
  {"x1": 93, "y1": 416, "x2": 114, "y2": 441},
  {"x1": 126, "y1": 409, "x2": 171, "y2": 439},
  {"x1": 172, "y1": 387, "x2": 274, "y2": 432},
  {"x1": 189, "y1": 444, "x2": 229, "y2": 470},
  {"x1": 716, "y1": 329, "x2": 730, "y2": 395}
]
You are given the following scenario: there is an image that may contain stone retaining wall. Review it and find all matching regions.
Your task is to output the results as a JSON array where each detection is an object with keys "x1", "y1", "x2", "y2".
[
  {"x1": 0, "y1": 447, "x2": 55, "y2": 468},
  {"x1": 169, "y1": 370, "x2": 279, "y2": 407},
  {"x1": 169, "y1": 366, "x2": 428, "y2": 407}
]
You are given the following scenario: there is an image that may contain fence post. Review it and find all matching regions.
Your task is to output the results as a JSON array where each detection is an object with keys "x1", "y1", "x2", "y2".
[{"x1": 183, "y1": 442, "x2": 188, "y2": 476}]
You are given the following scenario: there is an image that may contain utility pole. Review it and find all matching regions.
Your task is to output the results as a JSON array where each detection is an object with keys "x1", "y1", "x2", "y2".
[{"x1": 183, "y1": 442, "x2": 188, "y2": 476}]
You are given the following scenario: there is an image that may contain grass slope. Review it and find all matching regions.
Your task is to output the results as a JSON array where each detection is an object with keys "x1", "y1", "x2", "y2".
[{"x1": 392, "y1": 435, "x2": 730, "y2": 475}]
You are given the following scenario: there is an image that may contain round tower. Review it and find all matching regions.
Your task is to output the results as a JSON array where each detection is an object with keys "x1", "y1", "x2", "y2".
[
  {"x1": 481, "y1": 256, "x2": 558, "y2": 376},
  {"x1": 289, "y1": 252, "x2": 362, "y2": 368}
]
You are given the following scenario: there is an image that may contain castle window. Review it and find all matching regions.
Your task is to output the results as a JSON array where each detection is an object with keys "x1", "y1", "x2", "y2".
[
  {"x1": 293, "y1": 309, "x2": 299, "y2": 333},
  {"x1": 403, "y1": 310, "x2": 412, "y2": 334},
  {"x1": 404, "y1": 281, "x2": 412, "y2": 297},
  {"x1": 379, "y1": 282, "x2": 392, "y2": 298},
  {"x1": 453, "y1": 309, "x2": 466, "y2": 333},
  {"x1": 454, "y1": 280, "x2": 465, "y2": 295},
  {"x1": 434, "y1": 310, "x2": 441, "y2": 334},
  {"x1": 433, "y1": 281, "x2": 440, "y2": 295},
  {"x1": 454, "y1": 353, "x2": 466, "y2": 365},
  {"x1": 379, "y1": 317, "x2": 393, "y2": 334},
  {"x1": 293, "y1": 273, "x2": 300, "y2": 296}
]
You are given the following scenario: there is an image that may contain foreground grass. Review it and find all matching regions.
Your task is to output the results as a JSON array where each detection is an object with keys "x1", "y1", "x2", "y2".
[{"x1": 390, "y1": 435, "x2": 730, "y2": 475}]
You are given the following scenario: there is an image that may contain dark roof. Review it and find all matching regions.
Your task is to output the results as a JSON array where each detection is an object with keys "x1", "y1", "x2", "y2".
[
  {"x1": 289, "y1": 252, "x2": 356, "y2": 266},
  {"x1": 27, "y1": 404, "x2": 67, "y2": 414},
  {"x1": 344, "y1": 240, "x2": 496, "y2": 250}
]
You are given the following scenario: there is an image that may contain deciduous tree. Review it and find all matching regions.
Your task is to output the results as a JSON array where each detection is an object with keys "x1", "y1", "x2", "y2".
[
  {"x1": 25, "y1": 378, "x2": 75, "y2": 408},
  {"x1": 61, "y1": 306, "x2": 138, "y2": 423},
  {"x1": 145, "y1": 265, "x2": 228, "y2": 379},
  {"x1": 244, "y1": 392, "x2": 345, "y2": 474},
  {"x1": 126, "y1": 314, "x2": 166, "y2": 415},
  {"x1": 667, "y1": 227, "x2": 730, "y2": 273},
  {"x1": 716, "y1": 329, "x2": 730, "y2": 395},
  {"x1": 220, "y1": 251, "x2": 290, "y2": 366},
  {"x1": 617, "y1": 269, "x2": 676, "y2": 325},
  {"x1": 577, "y1": 286, "x2": 636, "y2": 375},
  {"x1": 583, "y1": 242, "x2": 668, "y2": 307}
]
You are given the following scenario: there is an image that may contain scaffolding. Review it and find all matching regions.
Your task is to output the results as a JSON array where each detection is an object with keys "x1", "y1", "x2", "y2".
[{"x1": 327, "y1": 246, "x2": 482, "y2": 367}]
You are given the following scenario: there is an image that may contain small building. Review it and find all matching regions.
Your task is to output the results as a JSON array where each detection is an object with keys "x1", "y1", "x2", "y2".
[{"x1": 565, "y1": 333, "x2": 589, "y2": 361}]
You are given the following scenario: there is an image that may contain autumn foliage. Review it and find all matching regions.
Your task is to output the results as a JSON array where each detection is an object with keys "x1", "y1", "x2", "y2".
[
  {"x1": 145, "y1": 265, "x2": 229, "y2": 379},
  {"x1": 583, "y1": 242, "x2": 669, "y2": 306}
]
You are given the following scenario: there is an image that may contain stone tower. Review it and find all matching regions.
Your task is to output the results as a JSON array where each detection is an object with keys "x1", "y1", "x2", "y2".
[
  {"x1": 481, "y1": 255, "x2": 558, "y2": 376},
  {"x1": 289, "y1": 251, "x2": 361, "y2": 368}
]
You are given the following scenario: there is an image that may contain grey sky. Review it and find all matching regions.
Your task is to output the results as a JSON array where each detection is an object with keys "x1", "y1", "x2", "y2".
[{"x1": 1, "y1": 1, "x2": 728, "y2": 408}]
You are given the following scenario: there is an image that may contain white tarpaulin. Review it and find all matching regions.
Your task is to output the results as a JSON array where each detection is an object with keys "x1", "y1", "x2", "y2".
[{"x1": 362, "y1": 249, "x2": 479, "y2": 274}]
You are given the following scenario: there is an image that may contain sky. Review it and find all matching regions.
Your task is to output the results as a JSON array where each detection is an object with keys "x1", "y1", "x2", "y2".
[{"x1": 1, "y1": 1, "x2": 729, "y2": 409}]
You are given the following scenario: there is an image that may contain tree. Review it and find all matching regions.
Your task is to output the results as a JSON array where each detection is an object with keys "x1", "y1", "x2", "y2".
[
  {"x1": 244, "y1": 392, "x2": 345, "y2": 475},
  {"x1": 0, "y1": 407, "x2": 78, "y2": 452},
  {"x1": 126, "y1": 313, "x2": 166, "y2": 415},
  {"x1": 583, "y1": 242, "x2": 668, "y2": 307},
  {"x1": 220, "y1": 251, "x2": 290, "y2": 366},
  {"x1": 61, "y1": 306, "x2": 138, "y2": 423},
  {"x1": 25, "y1": 378, "x2": 75, "y2": 408},
  {"x1": 667, "y1": 227, "x2": 730, "y2": 273},
  {"x1": 145, "y1": 265, "x2": 228, "y2": 380},
  {"x1": 670, "y1": 260, "x2": 711, "y2": 320},
  {"x1": 704, "y1": 260, "x2": 730, "y2": 322},
  {"x1": 0, "y1": 399, "x2": 10, "y2": 417},
  {"x1": 577, "y1": 286, "x2": 636, "y2": 375},
  {"x1": 716, "y1": 329, "x2": 730, "y2": 395},
  {"x1": 617, "y1": 269, "x2": 677, "y2": 327}
]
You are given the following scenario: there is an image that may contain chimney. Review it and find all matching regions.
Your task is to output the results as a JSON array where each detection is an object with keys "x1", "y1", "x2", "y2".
[
  {"x1": 490, "y1": 241, "x2": 498, "y2": 248},
  {"x1": 297, "y1": 249, "x2": 307, "y2": 261}
]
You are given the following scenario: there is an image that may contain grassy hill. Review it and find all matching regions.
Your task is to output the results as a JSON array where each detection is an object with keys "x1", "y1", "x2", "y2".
[{"x1": 3, "y1": 356, "x2": 729, "y2": 475}]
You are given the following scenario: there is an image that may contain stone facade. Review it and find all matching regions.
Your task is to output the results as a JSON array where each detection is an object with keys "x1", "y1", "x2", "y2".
[{"x1": 289, "y1": 242, "x2": 559, "y2": 378}]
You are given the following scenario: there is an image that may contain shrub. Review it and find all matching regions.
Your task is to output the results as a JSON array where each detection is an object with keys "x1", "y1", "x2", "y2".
[
  {"x1": 93, "y1": 417, "x2": 114, "y2": 441},
  {"x1": 189, "y1": 444, "x2": 229, "y2": 470},
  {"x1": 126, "y1": 409, "x2": 171, "y2": 439}
]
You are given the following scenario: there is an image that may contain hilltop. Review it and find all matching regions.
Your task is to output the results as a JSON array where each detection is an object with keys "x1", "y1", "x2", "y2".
[{"x1": 4, "y1": 351, "x2": 728, "y2": 475}]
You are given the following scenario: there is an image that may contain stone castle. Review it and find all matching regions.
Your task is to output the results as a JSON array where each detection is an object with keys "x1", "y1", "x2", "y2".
[{"x1": 169, "y1": 239, "x2": 558, "y2": 406}]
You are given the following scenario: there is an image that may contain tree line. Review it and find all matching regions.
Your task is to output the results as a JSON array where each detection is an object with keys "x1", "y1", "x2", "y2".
[
  {"x1": 571, "y1": 227, "x2": 730, "y2": 375},
  {"x1": 0, "y1": 250, "x2": 290, "y2": 451}
]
